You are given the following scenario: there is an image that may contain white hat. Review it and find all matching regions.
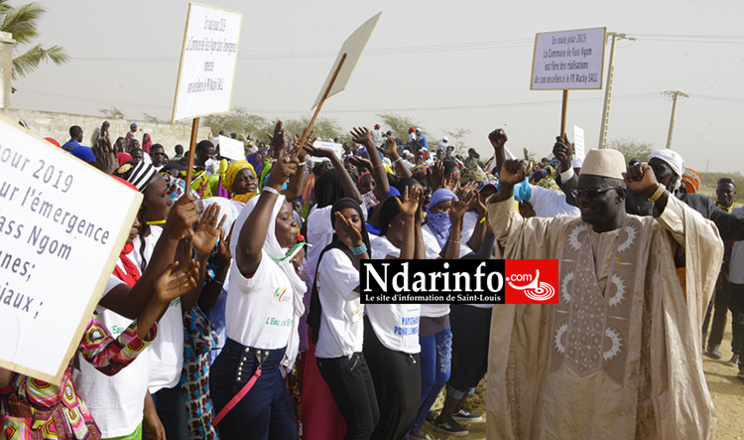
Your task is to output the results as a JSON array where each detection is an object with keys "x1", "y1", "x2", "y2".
[
  {"x1": 579, "y1": 149, "x2": 625, "y2": 180},
  {"x1": 442, "y1": 136, "x2": 448, "y2": 142}
]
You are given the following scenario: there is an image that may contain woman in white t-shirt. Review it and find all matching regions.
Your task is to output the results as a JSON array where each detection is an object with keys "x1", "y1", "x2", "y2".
[
  {"x1": 308, "y1": 198, "x2": 378, "y2": 439},
  {"x1": 210, "y1": 137, "x2": 306, "y2": 440},
  {"x1": 363, "y1": 186, "x2": 425, "y2": 440}
]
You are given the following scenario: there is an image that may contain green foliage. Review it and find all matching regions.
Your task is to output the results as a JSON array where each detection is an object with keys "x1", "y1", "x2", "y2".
[
  {"x1": 201, "y1": 108, "x2": 270, "y2": 140},
  {"x1": 282, "y1": 116, "x2": 344, "y2": 143},
  {"x1": 377, "y1": 113, "x2": 421, "y2": 140},
  {"x1": 99, "y1": 106, "x2": 125, "y2": 119},
  {"x1": 606, "y1": 138, "x2": 654, "y2": 164},
  {"x1": 444, "y1": 127, "x2": 472, "y2": 156},
  {"x1": 0, "y1": 1, "x2": 69, "y2": 80}
]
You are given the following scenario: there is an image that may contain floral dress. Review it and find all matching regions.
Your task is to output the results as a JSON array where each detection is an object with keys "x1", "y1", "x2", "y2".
[{"x1": 0, "y1": 314, "x2": 157, "y2": 440}]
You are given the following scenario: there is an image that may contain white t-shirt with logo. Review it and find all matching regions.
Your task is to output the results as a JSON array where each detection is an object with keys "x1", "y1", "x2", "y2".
[
  {"x1": 366, "y1": 236, "x2": 421, "y2": 354},
  {"x1": 73, "y1": 276, "x2": 149, "y2": 438},
  {"x1": 315, "y1": 248, "x2": 365, "y2": 358},
  {"x1": 226, "y1": 250, "x2": 295, "y2": 349},
  {"x1": 130, "y1": 226, "x2": 184, "y2": 393}
]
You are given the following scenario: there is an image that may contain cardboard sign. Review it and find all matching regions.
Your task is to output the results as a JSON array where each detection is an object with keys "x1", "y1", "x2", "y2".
[
  {"x1": 310, "y1": 140, "x2": 344, "y2": 162},
  {"x1": 531, "y1": 27, "x2": 606, "y2": 90},
  {"x1": 0, "y1": 118, "x2": 141, "y2": 385},
  {"x1": 172, "y1": 3, "x2": 243, "y2": 122},
  {"x1": 312, "y1": 12, "x2": 382, "y2": 109},
  {"x1": 573, "y1": 125, "x2": 585, "y2": 159},
  {"x1": 218, "y1": 135, "x2": 245, "y2": 162}
]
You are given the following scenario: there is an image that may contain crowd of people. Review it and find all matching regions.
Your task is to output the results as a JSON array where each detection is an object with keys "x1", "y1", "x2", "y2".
[{"x1": 1, "y1": 117, "x2": 742, "y2": 440}]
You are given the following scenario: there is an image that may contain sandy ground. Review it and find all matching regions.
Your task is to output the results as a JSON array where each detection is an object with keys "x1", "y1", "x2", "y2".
[{"x1": 422, "y1": 330, "x2": 744, "y2": 440}]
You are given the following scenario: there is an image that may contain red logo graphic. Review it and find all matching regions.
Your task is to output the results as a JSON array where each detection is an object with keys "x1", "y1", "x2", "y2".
[{"x1": 504, "y1": 259, "x2": 559, "y2": 304}]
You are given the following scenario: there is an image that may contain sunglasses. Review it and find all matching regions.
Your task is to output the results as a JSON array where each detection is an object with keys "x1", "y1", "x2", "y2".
[{"x1": 571, "y1": 187, "x2": 623, "y2": 199}]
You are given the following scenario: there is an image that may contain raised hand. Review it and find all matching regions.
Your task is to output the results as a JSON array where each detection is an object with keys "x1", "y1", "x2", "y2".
[
  {"x1": 350, "y1": 127, "x2": 374, "y2": 147},
  {"x1": 382, "y1": 135, "x2": 398, "y2": 157},
  {"x1": 92, "y1": 137, "x2": 117, "y2": 174},
  {"x1": 623, "y1": 163, "x2": 660, "y2": 197},
  {"x1": 215, "y1": 226, "x2": 232, "y2": 267},
  {"x1": 428, "y1": 160, "x2": 445, "y2": 191},
  {"x1": 267, "y1": 120, "x2": 286, "y2": 158},
  {"x1": 552, "y1": 135, "x2": 574, "y2": 172},
  {"x1": 335, "y1": 211, "x2": 364, "y2": 247},
  {"x1": 154, "y1": 260, "x2": 200, "y2": 305},
  {"x1": 165, "y1": 195, "x2": 199, "y2": 239},
  {"x1": 450, "y1": 189, "x2": 476, "y2": 221},
  {"x1": 302, "y1": 143, "x2": 337, "y2": 161},
  {"x1": 347, "y1": 155, "x2": 372, "y2": 171},
  {"x1": 192, "y1": 203, "x2": 224, "y2": 257},
  {"x1": 396, "y1": 185, "x2": 422, "y2": 217},
  {"x1": 488, "y1": 128, "x2": 508, "y2": 152},
  {"x1": 500, "y1": 159, "x2": 527, "y2": 186},
  {"x1": 266, "y1": 150, "x2": 299, "y2": 189}
]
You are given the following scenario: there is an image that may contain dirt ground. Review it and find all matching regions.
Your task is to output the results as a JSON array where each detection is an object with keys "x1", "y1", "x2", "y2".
[{"x1": 423, "y1": 330, "x2": 744, "y2": 440}]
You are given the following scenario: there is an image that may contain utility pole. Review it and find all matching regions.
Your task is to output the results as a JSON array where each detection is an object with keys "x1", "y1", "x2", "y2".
[
  {"x1": 662, "y1": 90, "x2": 688, "y2": 149},
  {"x1": 598, "y1": 32, "x2": 634, "y2": 149}
]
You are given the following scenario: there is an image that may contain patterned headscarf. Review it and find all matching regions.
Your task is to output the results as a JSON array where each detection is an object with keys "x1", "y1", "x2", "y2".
[
  {"x1": 162, "y1": 173, "x2": 200, "y2": 201},
  {"x1": 682, "y1": 168, "x2": 701, "y2": 194}
]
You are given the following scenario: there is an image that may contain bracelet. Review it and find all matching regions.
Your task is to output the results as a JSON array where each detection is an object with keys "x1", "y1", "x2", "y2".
[
  {"x1": 479, "y1": 216, "x2": 487, "y2": 224},
  {"x1": 352, "y1": 243, "x2": 368, "y2": 256},
  {"x1": 449, "y1": 239, "x2": 460, "y2": 244},
  {"x1": 394, "y1": 157, "x2": 403, "y2": 164},
  {"x1": 297, "y1": 161, "x2": 306, "y2": 167},
  {"x1": 211, "y1": 278, "x2": 224, "y2": 286},
  {"x1": 373, "y1": 164, "x2": 385, "y2": 169},
  {"x1": 648, "y1": 183, "x2": 666, "y2": 203},
  {"x1": 262, "y1": 186, "x2": 280, "y2": 197}
]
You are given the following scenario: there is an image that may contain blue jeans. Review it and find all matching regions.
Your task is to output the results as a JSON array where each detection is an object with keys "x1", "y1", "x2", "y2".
[
  {"x1": 411, "y1": 329, "x2": 452, "y2": 434},
  {"x1": 209, "y1": 339, "x2": 298, "y2": 440}
]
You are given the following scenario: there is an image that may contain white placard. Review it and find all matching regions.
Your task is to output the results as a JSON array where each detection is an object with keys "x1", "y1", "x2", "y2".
[
  {"x1": 218, "y1": 135, "x2": 245, "y2": 161},
  {"x1": 311, "y1": 140, "x2": 344, "y2": 162},
  {"x1": 531, "y1": 27, "x2": 606, "y2": 90},
  {"x1": 573, "y1": 125, "x2": 585, "y2": 159},
  {"x1": 0, "y1": 118, "x2": 141, "y2": 385},
  {"x1": 312, "y1": 12, "x2": 382, "y2": 109},
  {"x1": 172, "y1": 3, "x2": 243, "y2": 122}
]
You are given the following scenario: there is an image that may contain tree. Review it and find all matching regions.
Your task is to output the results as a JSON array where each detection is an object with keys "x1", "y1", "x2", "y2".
[
  {"x1": 607, "y1": 138, "x2": 653, "y2": 165},
  {"x1": 377, "y1": 112, "x2": 421, "y2": 141},
  {"x1": 0, "y1": 1, "x2": 68, "y2": 81},
  {"x1": 282, "y1": 116, "x2": 344, "y2": 143},
  {"x1": 201, "y1": 108, "x2": 269, "y2": 140},
  {"x1": 99, "y1": 106, "x2": 125, "y2": 119},
  {"x1": 445, "y1": 127, "x2": 472, "y2": 156}
]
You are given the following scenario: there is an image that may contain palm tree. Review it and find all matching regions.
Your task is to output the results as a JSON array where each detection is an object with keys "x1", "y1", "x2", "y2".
[{"x1": 0, "y1": 1, "x2": 68, "y2": 80}]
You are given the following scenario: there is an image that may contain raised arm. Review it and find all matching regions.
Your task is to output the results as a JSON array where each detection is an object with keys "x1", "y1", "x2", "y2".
[
  {"x1": 236, "y1": 123, "x2": 298, "y2": 277},
  {"x1": 304, "y1": 142, "x2": 363, "y2": 204},
  {"x1": 352, "y1": 127, "x2": 390, "y2": 199},
  {"x1": 382, "y1": 135, "x2": 412, "y2": 178},
  {"x1": 395, "y1": 185, "x2": 422, "y2": 260}
]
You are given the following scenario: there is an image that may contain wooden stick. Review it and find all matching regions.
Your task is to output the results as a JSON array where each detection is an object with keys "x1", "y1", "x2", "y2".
[
  {"x1": 560, "y1": 89, "x2": 568, "y2": 136},
  {"x1": 299, "y1": 53, "x2": 348, "y2": 148},
  {"x1": 185, "y1": 117, "x2": 200, "y2": 187}
]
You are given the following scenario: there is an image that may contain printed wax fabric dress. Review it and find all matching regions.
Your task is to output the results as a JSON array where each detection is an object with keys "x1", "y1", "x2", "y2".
[{"x1": 0, "y1": 314, "x2": 156, "y2": 440}]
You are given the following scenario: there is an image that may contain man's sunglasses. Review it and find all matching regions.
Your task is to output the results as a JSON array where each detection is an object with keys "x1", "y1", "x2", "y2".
[{"x1": 571, "y1": 187, "x2": 623, "y2": 199}]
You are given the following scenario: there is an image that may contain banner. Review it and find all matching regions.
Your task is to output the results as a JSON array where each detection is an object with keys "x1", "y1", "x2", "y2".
[
  {"x1": 218, "y1": 135, "x2": 245, "y2": 161},
  {"x1": 172, "y1": 2, "x2": 243, "y2": 122},
  {"x1": 531, "y1": 27, "x2": 606, "y2": 90},
  {"x1": 0, "y1": 119, "x2": 141, "y2": 384},
  {"x1": 312, "y1": 12, "x2": 382, "y2": 109}
]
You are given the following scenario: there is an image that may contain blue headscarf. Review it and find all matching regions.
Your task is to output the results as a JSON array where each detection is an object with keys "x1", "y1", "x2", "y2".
[{"x1": 426, "y1": 188, "x2": 458, "y2": 249}]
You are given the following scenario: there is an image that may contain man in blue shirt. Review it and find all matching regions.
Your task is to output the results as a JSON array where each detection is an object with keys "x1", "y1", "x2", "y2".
[
  {"x1": 416, "y1": 128, "x2": 428, "y2": 149},
  {"x1": 61, "y1": 125, "x2": 84, "y2": 152}
]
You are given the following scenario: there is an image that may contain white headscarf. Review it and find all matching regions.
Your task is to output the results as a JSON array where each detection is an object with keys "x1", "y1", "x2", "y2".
[
  {"x1": 649, "y1": 149, "x2": 685, "y2": 191},
  {"x1": 229, "y1": 193, "x2": 307, "y2": 370}
]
